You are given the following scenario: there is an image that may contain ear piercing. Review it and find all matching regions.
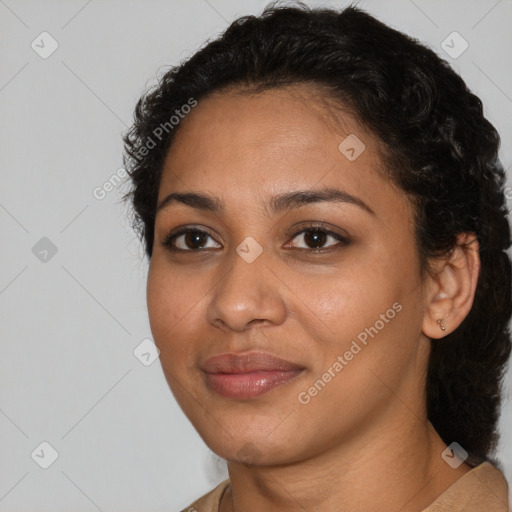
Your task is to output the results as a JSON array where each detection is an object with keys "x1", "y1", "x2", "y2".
[{"x1": 437, "y1": 319, "x2": 446, "y2": 331}]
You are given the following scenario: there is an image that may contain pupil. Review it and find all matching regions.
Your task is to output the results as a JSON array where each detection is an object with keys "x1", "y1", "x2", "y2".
[
  {"x1": 305, "y1": 230, "x2": 326, "y2": 248},
  {"x1": 186, "y1": 231, "x2": 207, "y2": 249}
]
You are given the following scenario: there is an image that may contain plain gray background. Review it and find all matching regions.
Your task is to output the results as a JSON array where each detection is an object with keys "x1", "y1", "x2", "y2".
[{"x1": 1, "y1": 0, "x2": 511, "y2": 510}]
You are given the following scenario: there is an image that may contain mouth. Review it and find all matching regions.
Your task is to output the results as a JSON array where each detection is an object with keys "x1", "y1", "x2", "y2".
[{"x1": 202, "y1": 352, "x2": 305, "y2": 399}]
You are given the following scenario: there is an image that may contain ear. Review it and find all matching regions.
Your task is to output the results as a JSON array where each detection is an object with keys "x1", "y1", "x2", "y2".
[{"x1": 422, "y1": 233, "x2": 480, "y2": 339}]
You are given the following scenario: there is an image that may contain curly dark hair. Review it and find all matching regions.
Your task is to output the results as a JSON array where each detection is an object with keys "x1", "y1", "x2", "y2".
[{"x1": 123, "y1": 2, "x2": 512, "y2": 466}]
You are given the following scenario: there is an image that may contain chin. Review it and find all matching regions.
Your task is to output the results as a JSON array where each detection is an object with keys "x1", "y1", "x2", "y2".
[{"x1": 197, "y1": 422, "x2": 306, "y2": 467}]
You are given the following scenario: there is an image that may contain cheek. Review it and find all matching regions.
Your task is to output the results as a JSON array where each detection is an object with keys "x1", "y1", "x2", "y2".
[
  {"x1": 146, "y1": 261, "x2": 201, "y2": 356},
  {"x1": 146, "y1": 262, "x2": 210, "y2": 408},
  {"x1": 316, "y1": 262, "x2": 423, "y2": 404},
  {"x1": 291, "y1": 261, "x2": 403, "y2": 340},
  {"x1": 297, "y1": 241, "x2": 421, "y2": 373}
]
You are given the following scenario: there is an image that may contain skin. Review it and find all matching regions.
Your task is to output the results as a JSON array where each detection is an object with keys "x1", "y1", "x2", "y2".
[{"x1": 147, "y1": 85, "x2": 480, "y2": 512}]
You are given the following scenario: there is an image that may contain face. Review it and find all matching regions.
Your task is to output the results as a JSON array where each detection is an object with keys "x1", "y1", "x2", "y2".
[{"x1": 147, "y1": 85, "x2": 430, "y2": 465}]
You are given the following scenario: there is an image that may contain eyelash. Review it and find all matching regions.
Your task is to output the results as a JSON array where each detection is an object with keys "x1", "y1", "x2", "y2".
[{"x1": 161, "y1": 224, "x2": 350, "y2": 253}]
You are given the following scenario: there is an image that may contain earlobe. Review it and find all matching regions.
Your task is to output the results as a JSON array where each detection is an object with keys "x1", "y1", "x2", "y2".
[{"x1": 422, "y1": 233, "x2": 480, "y2": 340}]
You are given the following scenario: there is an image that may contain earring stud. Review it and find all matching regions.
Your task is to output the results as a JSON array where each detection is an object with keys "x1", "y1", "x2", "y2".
[{"x1": 437, "y1": 319, "x2": 446, "y2": 331}]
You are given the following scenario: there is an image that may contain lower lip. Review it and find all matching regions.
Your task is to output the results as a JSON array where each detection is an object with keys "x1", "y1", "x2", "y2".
[{"x1": 205, "y1": 369, "x2": 304, "y2": 399}]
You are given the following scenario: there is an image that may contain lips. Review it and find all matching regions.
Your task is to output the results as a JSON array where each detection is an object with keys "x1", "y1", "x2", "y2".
[
  {"x1": 203, "y1": 352, "x2": 303, "y2": 373},
  {"x1": 202, "y1": 352, "x2": 305, "y2": 399}
]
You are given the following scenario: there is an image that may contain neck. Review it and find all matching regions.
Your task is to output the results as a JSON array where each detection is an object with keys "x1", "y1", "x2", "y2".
[{"x1": 221, "y1": 408, "x2": 471, "y2": 512}]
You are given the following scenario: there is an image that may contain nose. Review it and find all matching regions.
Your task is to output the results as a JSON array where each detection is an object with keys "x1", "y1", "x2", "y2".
[{"x1": 206, "y1": 247, "x2": 287, "y2": 332}]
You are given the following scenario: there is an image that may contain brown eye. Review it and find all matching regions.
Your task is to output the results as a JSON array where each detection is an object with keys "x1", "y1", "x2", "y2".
[
  {"x1": 162, "y1": 228, "x2": 221, "y2": 251},
  {"x1": 303, "y1": 230, "x2": 328, "y2": 248},
  {"x1": 286, "y1": 227, "x2": 349, "y2": 251}
]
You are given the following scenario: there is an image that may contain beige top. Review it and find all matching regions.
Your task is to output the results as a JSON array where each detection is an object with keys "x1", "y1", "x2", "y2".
[{"x1": 180, "y1": 462, "x2": 510, "y2": 512}]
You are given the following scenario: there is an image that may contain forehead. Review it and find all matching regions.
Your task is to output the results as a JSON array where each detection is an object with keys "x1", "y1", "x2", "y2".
[
  {"x1": 158, "y1": 85, "x2": 400, "y2": 217},
  {"x1": 166, "y1": 85, "x2": 367, "y2": 165}
]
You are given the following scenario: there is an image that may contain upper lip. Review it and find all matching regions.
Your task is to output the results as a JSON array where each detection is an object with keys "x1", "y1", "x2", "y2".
[{"x1": 202, "y1": 352, "x2": 304, "y2": 374}]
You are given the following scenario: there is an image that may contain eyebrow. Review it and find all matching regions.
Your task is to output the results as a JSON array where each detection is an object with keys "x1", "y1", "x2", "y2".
[{"x1": 156, "y1": 187, "x2": 375, "y2": 215}]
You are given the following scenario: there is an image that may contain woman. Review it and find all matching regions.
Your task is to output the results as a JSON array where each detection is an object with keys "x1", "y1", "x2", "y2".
[{"x1": 123, "y1": 3, "x2": 511, "y2": 511}]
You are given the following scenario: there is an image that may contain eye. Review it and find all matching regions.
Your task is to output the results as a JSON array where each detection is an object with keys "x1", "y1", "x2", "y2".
[
  {"x1": 161, "y1": 224, "x2": 349, "y2": 253},
  {"x1": 285, "y1": 226, "x2": 349, "y2": 251},
  {"x1": 162, "y1": 227, "x2": 221, "y2": 251}
]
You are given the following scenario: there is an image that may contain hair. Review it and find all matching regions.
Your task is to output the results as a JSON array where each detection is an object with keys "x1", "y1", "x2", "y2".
[{"x1": 123, "y1": 2, "x2": 512, "y2": 466}]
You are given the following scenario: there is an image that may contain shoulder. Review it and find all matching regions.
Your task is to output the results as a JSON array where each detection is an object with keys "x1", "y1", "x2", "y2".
[
  {"x1": 179, "y1": 479, "x2": 230, "y2": 512},
  {"x1": 423, "y1": 461, "x2": 510, "y2": 512}
]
